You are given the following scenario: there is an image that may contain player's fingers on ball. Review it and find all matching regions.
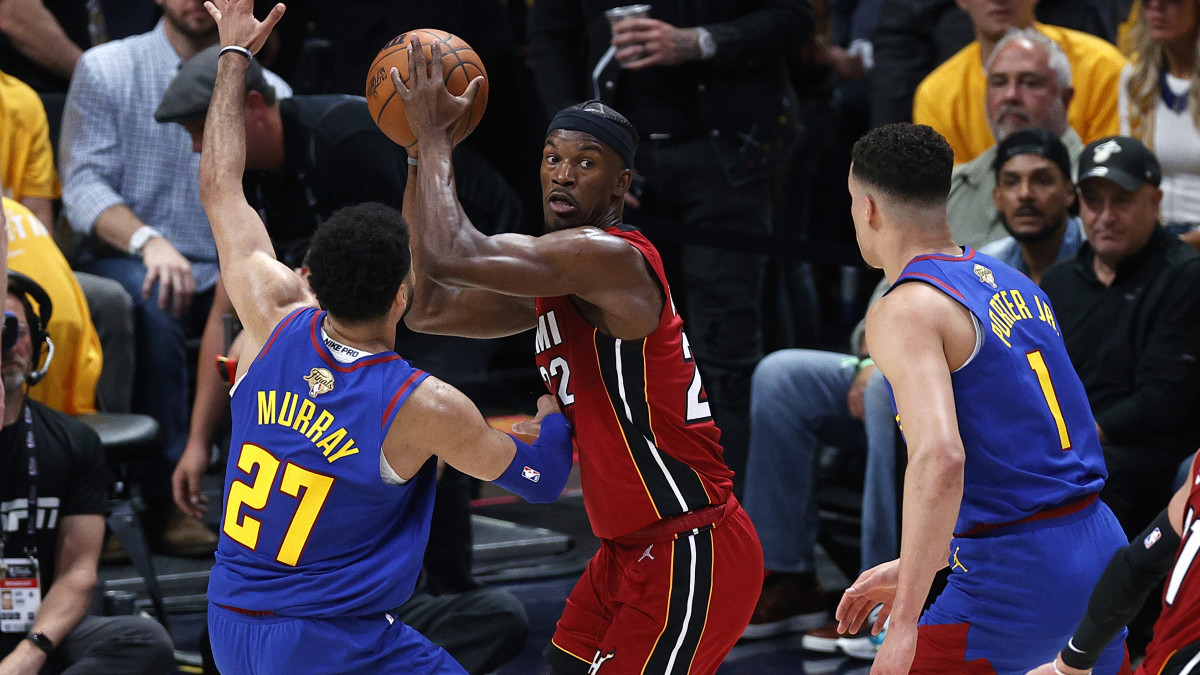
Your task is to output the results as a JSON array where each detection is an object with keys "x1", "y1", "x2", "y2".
[
  {"x1": 429, "y1": 41, "x2": 444, "y2": 81},
  {"x1": 390, "y1": 67, "x2": 408, "y2": 95},
  {"x1": 407, "y1": 39, "x2": 424, "y2": 83},
  {"x1": 461, "y1": 76, "x2": 485, "y2": 105}
]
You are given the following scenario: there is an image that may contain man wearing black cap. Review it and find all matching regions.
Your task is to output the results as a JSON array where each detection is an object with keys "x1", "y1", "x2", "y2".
[
  {"x1": 394, "y1": 38, "x2": 763, "y2": 674},
  {"x1": 980, "y1": 128, "x2": 1084, "y2": 285},
  {"x1": 1042, "y1": 135, "x2": 1200, "y2": 540}
]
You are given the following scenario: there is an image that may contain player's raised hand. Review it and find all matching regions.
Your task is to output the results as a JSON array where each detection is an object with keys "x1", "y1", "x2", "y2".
[
  {"x1": 391, "y1": 36, "x2": 484, "y2": 150},
  {"x1": 511, "y1": 395, "x2": 564, "y2": 437},
  {"x1": 204, "y1": 0, "x2": 285, "y2": 54}
]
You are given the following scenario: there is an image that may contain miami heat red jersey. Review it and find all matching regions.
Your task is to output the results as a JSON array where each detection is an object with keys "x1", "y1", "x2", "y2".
[
  {"x1": 534, "y1": 224, "x2": 733, "y2": 539},
  {"x1": 1139, "y1": 460, "x2": 1200, "y2": 674}
]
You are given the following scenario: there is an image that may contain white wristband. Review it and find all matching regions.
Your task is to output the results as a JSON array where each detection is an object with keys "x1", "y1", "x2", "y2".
[
  {"x1": 219, "y1": 45, "x2": 253, "y2": 61},
  {"x1": 128, "y1": 225, "x2": 163, "y2": 256}
]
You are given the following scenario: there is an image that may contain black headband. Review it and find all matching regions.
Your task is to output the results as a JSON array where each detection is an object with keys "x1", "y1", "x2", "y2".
[{"x1": 547, "y1": 109, "x2": 637, "y2": 169}]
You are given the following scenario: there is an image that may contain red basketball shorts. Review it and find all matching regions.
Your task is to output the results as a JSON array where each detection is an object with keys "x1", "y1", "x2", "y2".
[{"x1": 548, "y1": 503, "x2": 762, "y2": 674}]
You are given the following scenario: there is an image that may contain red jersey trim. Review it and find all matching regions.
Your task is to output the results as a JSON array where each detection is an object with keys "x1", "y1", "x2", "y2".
[
  {"x1": 381, "y1": 370, "x2": 426, "y2": 431},
  {"x1": 254, "y1": 306, "x2": 308, "y2": 366},
  {"x1": 306, "y1": 311, "x2": 403, "y2": 373}
]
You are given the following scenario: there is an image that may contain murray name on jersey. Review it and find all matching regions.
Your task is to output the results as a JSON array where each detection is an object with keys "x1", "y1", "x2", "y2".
[{"x1": 254, "y1": 389, "x2": 359, "y2": 463}]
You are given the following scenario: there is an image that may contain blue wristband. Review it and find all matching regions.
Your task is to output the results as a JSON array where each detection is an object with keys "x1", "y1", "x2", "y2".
[{"x1": 493, "y1": 413, "x2": 573, "y2": 503}]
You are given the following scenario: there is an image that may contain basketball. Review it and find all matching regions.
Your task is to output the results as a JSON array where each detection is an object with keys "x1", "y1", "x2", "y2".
[{"x1": 365, "y1": 28, "x2": 489, "y2": 150}]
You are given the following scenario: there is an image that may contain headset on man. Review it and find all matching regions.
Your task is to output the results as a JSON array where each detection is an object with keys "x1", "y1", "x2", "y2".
[{"x1": 2, "y1": 271, "x2": 54, "y2": 385}]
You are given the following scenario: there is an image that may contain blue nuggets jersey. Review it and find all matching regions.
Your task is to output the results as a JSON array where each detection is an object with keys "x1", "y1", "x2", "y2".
[
  {"x1": 208, "y1": 307, "x2": 434, "y2": 617},
  {"x1": 887, "y1": 249, "x2": 1107, "y2": 536}
]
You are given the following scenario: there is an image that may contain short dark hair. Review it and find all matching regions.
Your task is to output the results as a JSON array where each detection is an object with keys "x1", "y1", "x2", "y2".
[
  {"x1": 305, "y1": 203, "x2": 411, "y2": 323},
  {"x1": 851, "y1": 124, "x2": 953, "y2": 206}
]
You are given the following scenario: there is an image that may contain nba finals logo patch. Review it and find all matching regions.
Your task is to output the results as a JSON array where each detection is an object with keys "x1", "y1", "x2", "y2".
[
  {"x1": 973, "y1": 264, "x2": 997, "y2": 289},
  {"x1": 1144, "y1": 527, "x2": 1162, "y2": 549},
  {"x1": 303, "y1": 368, "x2": 335, "y2": 398},
  {"x1": 521, "y1": 466, "x2": 541, "y2": 483}
]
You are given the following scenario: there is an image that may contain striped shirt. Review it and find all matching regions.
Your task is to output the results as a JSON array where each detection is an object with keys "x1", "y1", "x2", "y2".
[{"x1": 59, "y1": 21, "x2": 292, "y2": 292}]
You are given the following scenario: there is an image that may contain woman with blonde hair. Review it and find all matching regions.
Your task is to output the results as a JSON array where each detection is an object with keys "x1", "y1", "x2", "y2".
[{"x1": 1120, "y1": 0, "x2": 1200, "y2": 240}]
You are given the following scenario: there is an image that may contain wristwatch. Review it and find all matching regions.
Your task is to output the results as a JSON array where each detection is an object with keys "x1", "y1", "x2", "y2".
[
  {"x1": 696, "y1": 27, "x2": 716, "y2": 60},
  {"x1": 127, "y1": 225, "x2": 163, "y2": 256},
  {"x1": 25, "y1": 632, "x2": 55, "y2": 654}
]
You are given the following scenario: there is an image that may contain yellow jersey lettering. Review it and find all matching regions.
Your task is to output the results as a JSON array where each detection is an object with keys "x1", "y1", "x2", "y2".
[
  {"x1": 326, "y1": 439, "x2": 360, "y2": 463},
  {"x1": 315, "y1": 427, "x2": 347, "y2": 456},
  {"x1": 306, "y1": 410, "x2": 335, "y2": 443},
  {"x1": 292, "y1": 398, "x2": 316, "y2": 435},
  {"x1": 277, "y1": 392, "x2": 298, "y2": 427},
  {"x1": 989, "y1": 308, "x2": 1014, "y2": 348},
  {"x1": 1009, "y1": 289, "x2": 1033, "y2": 320},
  {"x1": 257, "y1": 390, "x2": 277, "y2": 425}
]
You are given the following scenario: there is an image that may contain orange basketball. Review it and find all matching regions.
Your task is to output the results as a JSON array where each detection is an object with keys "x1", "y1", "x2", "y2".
[{"x1": 365, "y1": 28, "x2": 489, "y2": 150}]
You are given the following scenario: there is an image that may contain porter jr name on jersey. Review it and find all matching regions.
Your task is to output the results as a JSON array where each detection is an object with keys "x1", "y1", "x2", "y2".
[{"x1": 986, "y1": 287, "x2": 1060, "y2": 348}]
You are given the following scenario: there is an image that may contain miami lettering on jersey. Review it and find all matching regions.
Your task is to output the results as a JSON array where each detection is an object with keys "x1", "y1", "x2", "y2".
[{"x1": 255, "y1": 390, "x2": 359, "y2": 463}]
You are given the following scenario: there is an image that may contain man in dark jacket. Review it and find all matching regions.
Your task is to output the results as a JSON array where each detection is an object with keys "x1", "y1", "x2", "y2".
[{"x1": 528, "y1": 0, "x2": 812, "y2": 483}]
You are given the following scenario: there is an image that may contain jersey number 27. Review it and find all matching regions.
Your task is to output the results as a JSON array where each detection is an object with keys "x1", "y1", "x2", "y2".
[{"x1": 222, "y1": 443, "x2": 335, "y2": 566}]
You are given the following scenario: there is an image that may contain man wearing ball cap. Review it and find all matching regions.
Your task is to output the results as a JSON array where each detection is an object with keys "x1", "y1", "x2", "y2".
[
  {"x1": 1042, "y1": 135, "x2": 1200, "y2": 543},
  {"x1": 395, "y1": 36, "x2": 763, "y2": 675}
]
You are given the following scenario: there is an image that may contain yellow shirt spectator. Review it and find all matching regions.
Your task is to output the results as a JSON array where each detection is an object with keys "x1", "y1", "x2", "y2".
[
  {"x1": 0, "y1": 70, "x2": 60, "y2": 201},
  {"x1": 5, "y1": 198, "x2": 100, "y2": 414},
  {"x1": 914, "y1": 23, "x2": 1127, "y2": 165}
]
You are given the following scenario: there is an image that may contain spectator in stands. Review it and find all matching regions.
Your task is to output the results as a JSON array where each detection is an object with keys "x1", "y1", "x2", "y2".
[
  {"x1": 947, "y1": 28, "x2": 1084, "y2": 249},
  {"x1": 0, "y1": 273, "x2": 174, "y2": 675},
  {"x1": 0, "y1": 69, "x2": 135, "y2": 415},
  {"x1": 0, "y1": 0, "x2": 158, "y2": 94},
  {"x1": 3, "y1": 197, "x2": 101, "y2": 415},
  {"x1": 870, "y1": 0, "x2": 1131, "y2": 129},
  {"x1": 913, "y1": 0, "x2": 1126, "y2": 164},
  {"x1": 0, "y1": 69, "x2": 57, "y2": 227},
  {"x1": 528, "y1": 0, "x2": 812, "y2": 482},
  {"x1": 1119, "y1": 0, "x2": 1200, "y2": 242},
  {"x1": 1042, "y1": 136, "x2": 1200, "y2": 539},
  {"x1": 740, "y1": 331, "x2": 898, "y2": 648},
  {"x1": 58, "y1": 0, "x2": 291, "y2": 555},
  {"x1": 980, "y1": 128, "x2": 1086, "y2": 284}
]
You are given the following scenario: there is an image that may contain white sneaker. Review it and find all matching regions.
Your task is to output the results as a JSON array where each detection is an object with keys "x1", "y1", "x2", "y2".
[{"x1": 837, "y1": 617, "x2": 887, "y2": 660}]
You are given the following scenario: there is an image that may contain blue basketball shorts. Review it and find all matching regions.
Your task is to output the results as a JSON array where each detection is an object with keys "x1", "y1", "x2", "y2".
[
  {"x1": 913, "y1": 498, "x2": 1131, "y2": 675},
  {"x1": 208, "y1": 602, "x2": 468, "y2": 674}
]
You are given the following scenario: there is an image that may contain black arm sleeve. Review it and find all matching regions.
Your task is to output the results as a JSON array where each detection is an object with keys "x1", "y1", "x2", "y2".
[{"x1": 1060, "y1": 508, "x2": 1182, "y2": 670}]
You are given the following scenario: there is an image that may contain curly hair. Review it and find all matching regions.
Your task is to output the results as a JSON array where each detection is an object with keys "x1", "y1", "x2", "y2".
[
  {"x1": 851, "y1": 123, "x2": 953, "y2": 206},
  {"x1": 305, "y1": 203, "x2": 411, "y2": 323},
  {"x1": 1125, "y1": 5, "x2": 1200, "y2": 147}
]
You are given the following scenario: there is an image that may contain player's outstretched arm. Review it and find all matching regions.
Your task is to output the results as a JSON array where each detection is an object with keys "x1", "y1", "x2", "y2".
[
  {"x1": 863, "y1": 284, "x2": 968, "y2": 675},
  {"x1": 198, "y1": 0, "x2": 312, "y2": 346},
  {"x1": 394, "y1": 37, "x2": 662, "y2": 341},
  {"x1": 1026, "y1": 452, "x2": 1197, "y2": 675},
  {"x1": 384, "y1": 381, "x2": 573, "y2": 504},
  {"x1": 400, "y1": 161, "x2": 537, "y2": 339}
]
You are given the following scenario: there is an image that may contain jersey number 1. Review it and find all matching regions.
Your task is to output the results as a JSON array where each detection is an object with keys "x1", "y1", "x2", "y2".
[
  {"x1": 1026, "y1": 350, "x2": 1071, "y2": 451},
  {"x1": 223, "y1": 443, "x2": 335, "y2": 566}
]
